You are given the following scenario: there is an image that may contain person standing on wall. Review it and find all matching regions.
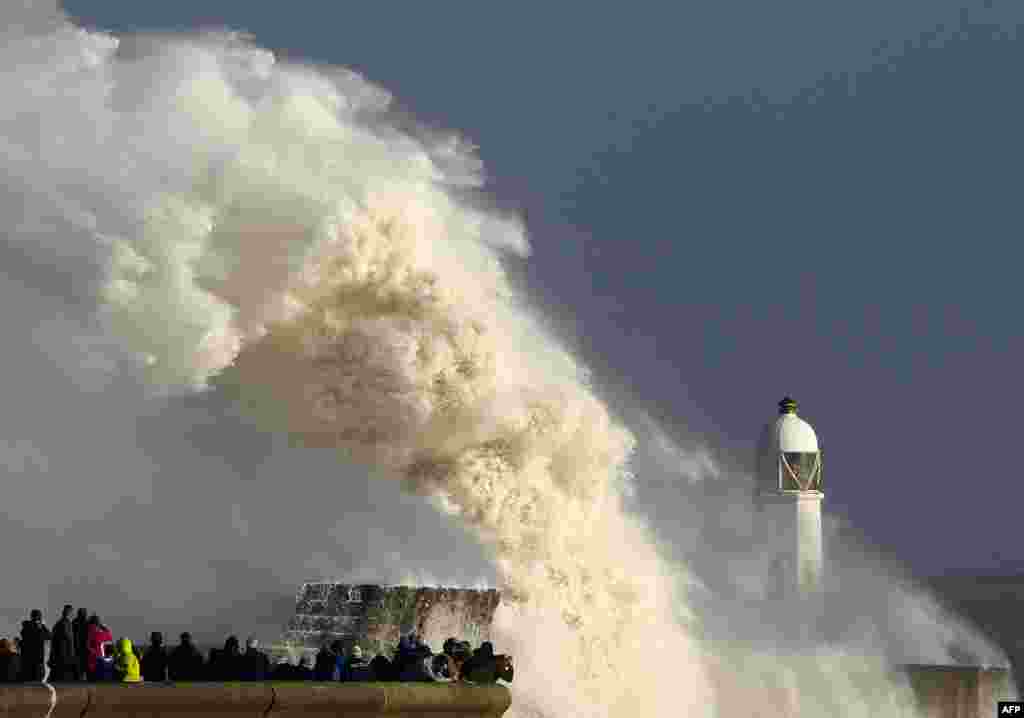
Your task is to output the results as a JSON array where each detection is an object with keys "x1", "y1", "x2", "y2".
[
  {"x1": 0, "y1": 639, "x2": 21, "y2": 682},
  {"x1": 141, "y1": 632, "x2": 168, "y2": 682},
  {"x1": 48, "y1": 605, "x2": 77, "y2": 681},
  {"x1": 113, "y1": 638, "x2": 141, "y2": 683},
  {"x1": 241, "y1": 638, "x2": 270, "y2": 681},
  {"x1": 71, "y1": 608, "x2": 89, "y2": 680},
  {"x1": 85, "y1": 615, "x2": 113, "y2": 681},
  {"x1": 18, "y1": 609, "x2": 51, "y2": 682},
  {"x1": 168, "y1": 632, "x2": 204, "y2": 681}
]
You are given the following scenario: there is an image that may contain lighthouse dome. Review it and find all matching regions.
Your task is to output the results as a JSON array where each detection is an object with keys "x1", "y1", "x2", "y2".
[
  {"x1": 761, "y1": 396, "x2": 818, "y2": 452},
  {"x1": 773, "y1": 411, "x2": 818, "y2": 453}
]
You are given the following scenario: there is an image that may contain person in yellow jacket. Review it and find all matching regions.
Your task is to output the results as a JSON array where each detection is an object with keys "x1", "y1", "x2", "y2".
[{"x1": 113, "y1": 638, "x2": 141, "y2": 683}]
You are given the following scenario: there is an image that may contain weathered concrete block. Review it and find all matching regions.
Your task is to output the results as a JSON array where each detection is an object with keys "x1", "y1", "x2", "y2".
[
  {"x1": 46, "y1": 685, "x2": 88, "y2": 718},
  {"x1": 269, "y1": 683, "x2": 510, "y2": 718},
  {"x1": 283, "y1": 584, "x2": 501, "y2": 656},
  {"x1": 81, "y1": 683, "x2": 273, "y2": 718},
  {"x1": 0, "y1": 684, "x2": 87, "y2": 718},
  {"x1": 0, "y1": 684, "x2": 53, "y2": 718}
]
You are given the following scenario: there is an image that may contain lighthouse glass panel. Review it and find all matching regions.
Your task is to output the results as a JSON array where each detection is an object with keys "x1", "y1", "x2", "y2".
[{"x1": 781, "y1": 452, "x2": 822, "y2": 491}]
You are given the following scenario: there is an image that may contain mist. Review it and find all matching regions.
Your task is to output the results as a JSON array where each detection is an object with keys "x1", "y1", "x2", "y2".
[{"x1": 0, "y1": 2, "x2": 1009, "y2": 716}]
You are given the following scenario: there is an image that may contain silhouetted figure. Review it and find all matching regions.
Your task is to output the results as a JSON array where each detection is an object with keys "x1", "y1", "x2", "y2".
[
  {"x1": 85, "y1": 615, "x2": 113, "y2": 682},
  {"x1": 391, "y1": 633, "x2": 417, "y2": 679},
  {"x1": 454, "y1": 641, "x2": 472, "y2": 677},
  {"x1": 141, "y1": 632, "x2": 168, "y2": 682},
  {"x1": 369, "y1": 654, "x2": 392, "y2": 682},
  {"x1": 342, "y1": 645, "x2": 373, "y2": 682},
  {"x1": 240, "y1": 638, "x2": 269, "y2": 681},
  {"x1": 168, "y1": 633, "x2": 204, "y2": 681},
  {"x1": 208, "y1": 636, "x2": 243, "y2": 681},
  {"x1": 221, "y1": 635, "x2": 243, "y2": 680},
  {"x1": 205, "y1": 647, "x2": 219, "y2": 679},
  {"x1": 440, "y1": 637, "x2": 457, "y2": 680},
  {"x1": 293, "y1": 654, "x2": 314, "y2": 680},
  {"x1": 48, "y1": 605, "x2": 77, "y2": 681},
  {"x1": 333, "y1": 641, "x2": 350, "y2": 678},
  {"x1": 441, "y1": 638, "x2": 470, "y2": 681},
  {"x1": 397, "y1": 635, "x2": 438, "y2": 682},
  {"x1": 270, "y1": 656, "x2": 295, "y2": 680},
  {"x1": 313, "y1": 641, "x2": 340, "y2": 681},
  {"x1": 72, "y1": 608, "x2": 89, "y2": 680},
  {"x1": 461, "y1": 642, "x2": 496, "y2": 683},
  {"x1": 460, "y1": 642, "x2": 513, "y2": 684},
  {"x1": 19, "y1": 609, "x2": 51, "y2": 682},
  {"x1": 0, "y1": 639, "x2": 21, "y2": 682}
]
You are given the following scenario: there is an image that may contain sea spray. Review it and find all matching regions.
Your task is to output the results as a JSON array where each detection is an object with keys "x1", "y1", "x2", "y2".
[
  {"x1": 0, "y1": 9, "x2": 993, "y2": 716},
  {"x1": 77, "y1": 27, "x2": 711, "y2": 717}
]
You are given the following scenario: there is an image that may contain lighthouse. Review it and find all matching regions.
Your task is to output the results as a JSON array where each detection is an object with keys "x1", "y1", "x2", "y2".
[{"x1": 756, "y1": 397, "x2": 824, "y2": 596}]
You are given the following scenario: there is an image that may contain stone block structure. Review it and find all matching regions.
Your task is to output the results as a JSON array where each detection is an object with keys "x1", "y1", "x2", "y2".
[{"x1": 281, "y1": 582, "x2": 501, "y2": 655}]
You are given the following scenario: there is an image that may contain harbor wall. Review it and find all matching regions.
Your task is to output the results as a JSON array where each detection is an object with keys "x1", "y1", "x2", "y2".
[{"x1": 0, "y1": 683, "x2": 511, "y2": 718}]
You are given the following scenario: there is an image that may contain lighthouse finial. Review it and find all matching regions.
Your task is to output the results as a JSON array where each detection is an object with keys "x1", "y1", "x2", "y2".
[{"x1": 778, "y1": 397, "x2": 798, "y2": 415}]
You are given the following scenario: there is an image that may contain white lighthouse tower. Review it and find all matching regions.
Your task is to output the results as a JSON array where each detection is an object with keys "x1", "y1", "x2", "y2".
[{"x1": 756, "y1": 397, "x2": 824, "y2": 596}]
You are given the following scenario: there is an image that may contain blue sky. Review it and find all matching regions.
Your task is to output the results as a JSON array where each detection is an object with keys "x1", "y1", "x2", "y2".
[{"x1": 55, "y1": 0, "x2": 1024, "y2": 578}]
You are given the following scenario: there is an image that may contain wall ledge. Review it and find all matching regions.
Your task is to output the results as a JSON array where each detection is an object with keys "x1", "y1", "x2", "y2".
[{"x1": 0, "y1": 683, "x2": 511, "y2": 718}]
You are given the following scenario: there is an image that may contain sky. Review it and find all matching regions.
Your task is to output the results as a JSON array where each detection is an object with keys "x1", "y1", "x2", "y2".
[{"x1": 1, "y1": 0, "x2": 1021, "y2": 643}]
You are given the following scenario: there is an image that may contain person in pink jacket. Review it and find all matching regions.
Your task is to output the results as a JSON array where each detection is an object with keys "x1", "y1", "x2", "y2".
[{"x1": 85, "y1": 615, "x2": 113, "y2": 681}]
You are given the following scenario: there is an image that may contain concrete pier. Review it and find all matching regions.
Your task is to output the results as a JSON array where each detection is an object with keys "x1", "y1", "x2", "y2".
[
  {"x1": 0, "y1": 666, "x2": 1010, "y2": 717},
  {"x1": 0, "y1": 683, "x2": 511, "y2": 718}
]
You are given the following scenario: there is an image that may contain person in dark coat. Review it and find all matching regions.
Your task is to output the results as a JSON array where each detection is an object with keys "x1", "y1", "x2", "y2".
[
  {"x1": 369, "y1": 654, "x2": 392, "y2": 682},
  {"x1": 168, "y1": 632, "x2": 204, "y2": 681},
  {"x1": 293, "y1": 654, "x2": 314, "y2": 680},
  {"x1": 19, "y1": 609, "x2": 51, "y2": 682},
  {"x1": 0, "y1": 639, "x2": 21, "y2": 682},
  {"x1": 460, "y1": 641, "x2": 496, "y2": 683},
  {"x1": 440, "y1": 638, "x2": 469, "y2": 681},
  {"x1": 48, "y1": 605, "x2": 77, "y2": 681},
  {"x1": 391, "y1": 633, "x2": 416, "y2": 680},
  {"x1": 341, "y1": 645, "x2": 373, "y2": 682},
  {"x1": 461, "y1": 642, "x2": 512, "y2": 684},
  {"x1": 222, "y1": 635, "x2": 243, "y2": 680},
  {"x1": 205, "y1": 647, "x2": 220, "y2": 680},
  {"x1": 313, "y1": 641, "x2": 339, "y2": 681},
  {"x1": 270, "y1": 657, "x2": 295, "y2": 680},
  {"x1": 240, "y1": 638, "x2": 269, "y2": 681},
  {"x1": 141, "y1": 632, "x2": 168, "y2": 682},
  {"x1": 72, "y1": 608, "x2": 89, "y2": 681},
  {"x1": 208, "y1": 636, "x2": 242, "y2": 681},
  {"x1": 396, "y1": 636, "x2": 438, "y2": 682},
  {"x1": 453, "y1": 641, "x2": 472, "y2": 677},
  {"x1": 442, "y1": 637, "x2": 456, "y2": 656}
]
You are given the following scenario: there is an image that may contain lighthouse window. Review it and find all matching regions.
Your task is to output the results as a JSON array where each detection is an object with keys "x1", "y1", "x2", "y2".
[{"x1": 781, "y1": 452, "x2": 821, "y2": 491}]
